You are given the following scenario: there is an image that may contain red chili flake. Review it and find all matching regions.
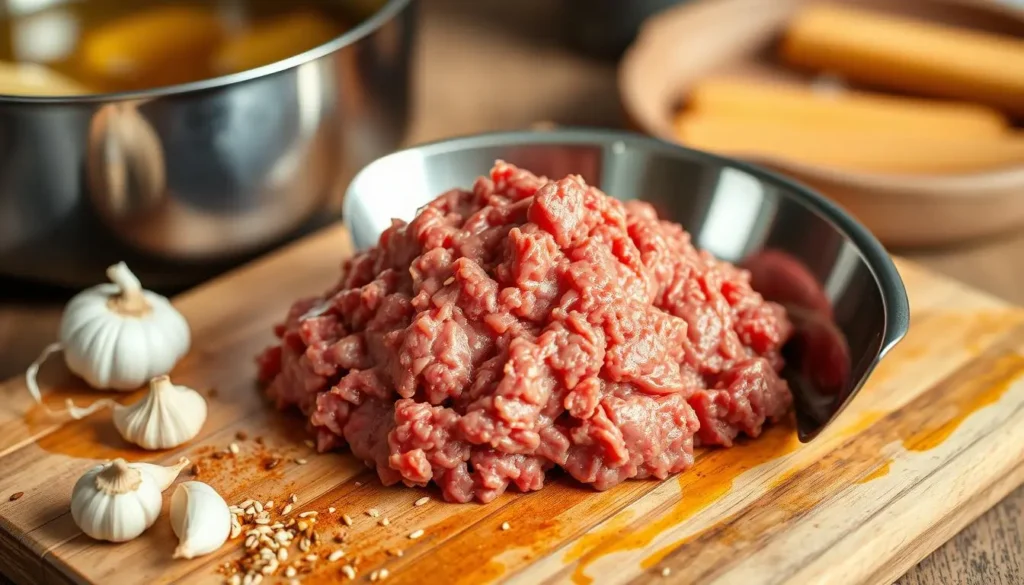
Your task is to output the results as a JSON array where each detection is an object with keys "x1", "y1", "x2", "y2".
[
  {"x1": 9, "y1": 492, "x2": 24, "y2": 501},
  {"x1": 236, "y1": 431, "x2": 249, "y2": 441}
]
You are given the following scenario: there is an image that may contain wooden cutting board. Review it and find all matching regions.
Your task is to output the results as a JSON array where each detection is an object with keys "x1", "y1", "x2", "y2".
[{"x1": 2, "y1": 224, "x2": 1024, "y2": 585}]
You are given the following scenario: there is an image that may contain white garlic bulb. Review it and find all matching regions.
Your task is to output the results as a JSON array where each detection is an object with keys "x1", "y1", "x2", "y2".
[
  {"x1": 113, "y1": 375, "x2": 208, "y2": 450},
  {"x1": 169, "y1": 481, "x2": 232, "y2": 559},
  {"x1": 71, "y1": 457, "x2": 189, "y2": 543},
  {"x1": 25, "y1": 261, "x2": 191, "y2": 419}
]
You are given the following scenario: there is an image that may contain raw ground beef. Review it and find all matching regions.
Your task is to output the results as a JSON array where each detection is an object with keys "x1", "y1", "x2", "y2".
[{"x1": 257, "y1": 162, "x2": 794, "y2": 503}]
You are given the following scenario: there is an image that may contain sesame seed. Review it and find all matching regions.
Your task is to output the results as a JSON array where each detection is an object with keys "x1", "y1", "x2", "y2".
[
  {"x1": 387, "y1": 549, "x2": 404, "y2": 557},
  {"x1": 281, "y1": 504, "x2": 293, "y2": 515},
  {"x1": 380, "y1": 517, "x2": 390, "y2": 527},
  {"x1": 443, "y1": 276, "x2": 455, "y2": 286},
  {"x1": 501, "y1": 522, "x2": 511, "y2": 531},
  {"x1": 298, "y1": 511, "x2": 318, "y2": 518},
  {"x1": 229, "y1": 505, "x2": 244, "y2": 514},
  {"x1": 228, "y1": 575, "x2": 241, "y2": 585},
  {"x1": 661, "y1": 567, "x2": 671, "y2": 577},
  {"x1": 294, "y1": 458, "x2": 308, "y2": 465},
  {"x1": 408, "y1": 529, "x2": 424, "y2": 540},
  {"x1": 342, "y1": 514, "x2": 353, "y2": 527},
  {"x1": 354, "y1": 481, "x2": 363, "y2": 487},
  {"x1": 370, "y1": 570, "x2": 380, "y2": 582},
  {"x1": 367, "y1": 508, "x2": 380, "y2": 518},
  {"x1": 290, "y1": 580, "x2": 299, "y2": 585},
  {"x1": 341, "y1": 565, "x2": 356, "y2": 580},
  {"x1": 229, "y1": 443, "x2": 240, "y2": 454},
  {"x1": 284, "y1": 567, "x2": 297, "y2": 578},
  {"x1": 255, "y1": 516, "x2": 270, "y2": 525},
  {"x1": 245, "y1": 506, "x2": 256, "y2": 516},
  {"x1": 239, "y1": 499, "x2": 255, "y2": 509},
  {"x1": 328, "y1": 507, "x2": 336, "y2": 513},
  {"x1": 379, "y1": 569, "x2": 390, "y2": 580},
  {"x1": 251, "y1": 575, "x2": 263, "y2": 585},
  {"x1": 328, "y1": 550, "x2": 345, "y2": 562},
  {"x1": 254, "y1": 501, "x2": 264, "y2": 513},
  {"x1": 265, "y1": 500, "x2": 274, "y2": 509},
  {"x1": 230, "y1": 521, "x2": 242, "y2": 539},
  {"x1": 297, "y1": 520, "x2": 309, "y2": 532},
  {"x1": 299, "y1": 538, "x2": 311, "y2": 553},
  {"x1": 289, "y1": 494, "x2": 298, "y2": 503},
  {"x1": 413, "y1": 496, "x2": 430, "y2": 507},
  {"x1": 304, "y1": 554, "x2": 318, "y2": 563},
  {"x1": 245, "y1": 535, "x2": 258, "y2": 549},
  {"x1": 242, "y1": 574, "x2": 253, "y2": 585},
  {"x1": 277, "y1": 548, "x2": 288, "y2": 562}
]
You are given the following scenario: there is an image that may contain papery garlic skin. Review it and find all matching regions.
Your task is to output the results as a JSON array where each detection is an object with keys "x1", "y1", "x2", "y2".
[
  {"x1": 114, "y1": 376, "x2": 207, "y2": 450},
  {"x1": 61, "y1": 262, "x2": 190, "y2": 391},
  {"x1": 70, "y1": 457, "x2": 188, "y2": 543},
  {"x1": 170, "y1": 481, "x2": 232, "y2": 559}
]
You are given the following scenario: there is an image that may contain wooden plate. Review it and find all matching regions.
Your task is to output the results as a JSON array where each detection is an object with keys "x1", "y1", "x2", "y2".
[{"x1": 617, "y1": 0, "x2": 1024, "y2": 247}]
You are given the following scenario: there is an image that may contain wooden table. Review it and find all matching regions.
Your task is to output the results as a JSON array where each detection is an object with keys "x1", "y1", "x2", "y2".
[{"x1": 1, "y1": 1, "x2": 1021, "y2": 583}]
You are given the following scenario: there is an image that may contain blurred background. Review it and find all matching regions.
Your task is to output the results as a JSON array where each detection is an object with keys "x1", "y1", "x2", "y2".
[{"x1": 0, "y1": 0, "x2": 1021, "y2": 292}]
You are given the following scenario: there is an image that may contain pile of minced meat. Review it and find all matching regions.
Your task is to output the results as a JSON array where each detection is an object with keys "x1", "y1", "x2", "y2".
[{"x1": 257, "y1": 162, "x2": 794, "y2": 503}]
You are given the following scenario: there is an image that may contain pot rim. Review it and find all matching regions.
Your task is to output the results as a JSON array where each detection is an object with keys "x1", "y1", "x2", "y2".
[{"x1": 0, "y1": 0, "x2": 413, "y2": 104}]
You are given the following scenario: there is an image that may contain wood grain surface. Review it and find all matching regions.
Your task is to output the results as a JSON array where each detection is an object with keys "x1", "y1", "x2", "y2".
[
  {"x1": 1, "y1": 1, "x2": 1023, "y2": 583},
  {"x1": 0, "y1": 221, "x2": 1023, "y2": 585}
]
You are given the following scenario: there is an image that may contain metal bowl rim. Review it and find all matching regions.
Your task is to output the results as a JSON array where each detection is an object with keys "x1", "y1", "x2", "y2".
[
  {"x1": 346, "y1": 127, "x2": 911, "y2": 357},
  {"x1": 0, "y1": 0, "x2": 413, "y2": 104}
]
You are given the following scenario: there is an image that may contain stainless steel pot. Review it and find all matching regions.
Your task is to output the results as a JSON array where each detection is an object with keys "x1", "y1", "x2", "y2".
[{"x1": 0, "y1": 0, "x2": 416, "y2": 289}]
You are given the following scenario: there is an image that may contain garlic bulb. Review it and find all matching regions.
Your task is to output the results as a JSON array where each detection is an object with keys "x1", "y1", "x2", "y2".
[
  {"x1": 113, "y1": 375, "x2": 207, "y2": 450},
  {"x1": 169, "y1": 481, "x2": 232, "y2": 559},
  {"x1": 71, "y1": 457, "x2": 189, "y2": 543},
  {"x1": 25, "y1": 261, "x2": 191, "y2": 419}
]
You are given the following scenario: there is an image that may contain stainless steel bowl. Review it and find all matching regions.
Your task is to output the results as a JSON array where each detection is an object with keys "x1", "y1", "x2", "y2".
[
  {"x1": 0, "y1": 0, "x2": 416, "y2": 289},
  {"x1": 344, "y1": 128, "x2": 911, "y2": 440}
]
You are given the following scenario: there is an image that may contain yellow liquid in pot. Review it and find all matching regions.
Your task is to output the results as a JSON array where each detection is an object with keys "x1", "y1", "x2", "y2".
[{"x1": 0, "y1": 0, "x2": 382, "y2": 95}]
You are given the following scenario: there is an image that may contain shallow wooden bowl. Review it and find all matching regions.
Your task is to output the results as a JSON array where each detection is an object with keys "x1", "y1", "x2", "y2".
[{"x1": 618, "y1": 0, "x2": 1024, "y2": 247}]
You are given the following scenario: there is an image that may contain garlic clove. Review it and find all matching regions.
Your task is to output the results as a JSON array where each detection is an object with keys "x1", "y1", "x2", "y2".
[
  {"x1": 113, "y1": 376, "x2": 207, "y2": 450},
  {"x1": 133, "y1": 456, "x2": 191, "y2": 491},
  {"x1": 70, "y1": 457, "x2": 188, "y2": 543},
  {"x1": 169, "y1": 481, "x2": 232, "y2": 559}
]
